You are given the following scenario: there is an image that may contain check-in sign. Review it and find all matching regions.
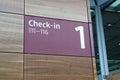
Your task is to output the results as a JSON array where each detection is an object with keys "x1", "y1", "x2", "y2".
[{"x1": 24, "y1": 15, "x2": 92, "y2": 57}]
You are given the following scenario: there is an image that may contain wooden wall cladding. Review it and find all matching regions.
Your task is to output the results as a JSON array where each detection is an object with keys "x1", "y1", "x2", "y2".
[
  {"x1": 92, "y1": 58, "x2": 98, "y2": 80},
  {"x1": 0, "y1": 0, "x2": 24, "y2": 14},
  {"x1": 25, "y1": 0, "x2": 89, "y2": 22},
  {"x1": 87, "y1": 0, "x2": 92, "y2": 22},
  {"x1": 24, "y1": 54, "x2": 94, "y2": 80},
  {"x1": 0, "y1": 1, "x2": 96, "y2": 80},
  {"x1": 0, "y1": 53, "x2": 23, "y2": 80},
  {"x1": 107, "y1": 72, "x2": 120, "y2": 80},
  {"x1": 0, "y1": 13, "x2": 23, "y2": 53}
]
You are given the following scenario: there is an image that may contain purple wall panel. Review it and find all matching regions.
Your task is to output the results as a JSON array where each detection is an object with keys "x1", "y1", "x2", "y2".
[{"x1": 24, "y1": 15, "x2": 94, "y2": 57}]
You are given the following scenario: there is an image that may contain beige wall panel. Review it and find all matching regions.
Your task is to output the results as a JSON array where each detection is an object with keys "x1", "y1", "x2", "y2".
[
  {"x1": 0, "y1": 53, "x2": 23, "y2": 80},
  {"x1": 0, "y1": 13, "x2": 23, "y2": 53},
  {"x1": 25, "y1": 0, "x2": 89, "y2": 22},
  {"x1": 107, "y1": 72, "x2": 120, "y2": 80},
  {"x1": 92, "y1": 58, "x2": 98, "y2": 80},
  {"x1": 87, "y1": 0, "x2": 92, "y2": 22},
  {"x1": 24, "y1": 54, "x2": 95, "y2": 80},
  {"x1": 0, "y1": 0, "x2": 24, "y2": 14}
]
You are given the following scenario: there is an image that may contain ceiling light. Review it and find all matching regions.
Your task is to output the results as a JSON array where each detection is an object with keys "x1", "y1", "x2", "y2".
[
  {"x1": 118, "y1": 43, "x2": 120, "y2": 46},
  {"x1": 107, "y1": 23, "x2": 112, "y2": 27}
]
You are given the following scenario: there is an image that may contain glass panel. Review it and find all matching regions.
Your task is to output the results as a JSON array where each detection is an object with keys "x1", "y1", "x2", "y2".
[{"x1": 105, "y1": 0, "x2": 120, "y2": 13}]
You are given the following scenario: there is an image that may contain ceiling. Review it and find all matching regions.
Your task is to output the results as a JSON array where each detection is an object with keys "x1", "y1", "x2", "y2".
[{"x1": 90, "y1": 0, "x2": 120, "y2": 74}]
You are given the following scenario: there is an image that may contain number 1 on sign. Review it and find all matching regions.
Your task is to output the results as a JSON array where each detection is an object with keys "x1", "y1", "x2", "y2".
[{"x1": 75, "y1": 26, "x2": 85, "y2": 49}]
